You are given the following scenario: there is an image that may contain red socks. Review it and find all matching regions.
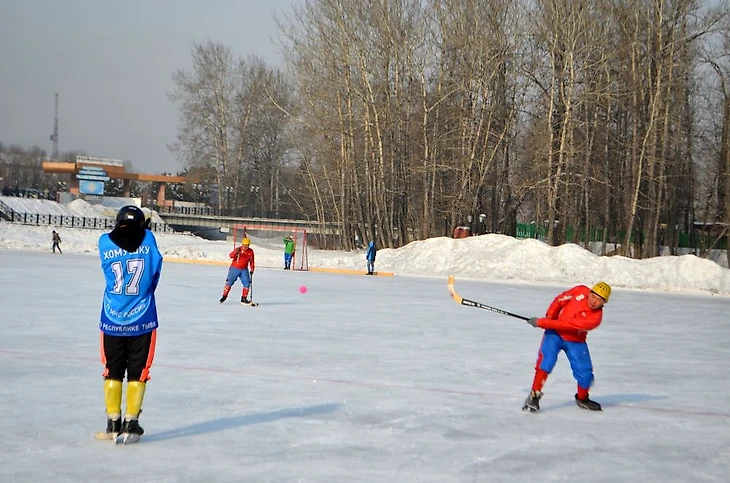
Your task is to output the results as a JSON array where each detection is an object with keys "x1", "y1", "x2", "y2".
[
  {"x1": 531, "y1": 369, "x2": 549, "y2": 392},
  {"x1": 532, "y1": 370, "x2": 591, "y2": 400}
]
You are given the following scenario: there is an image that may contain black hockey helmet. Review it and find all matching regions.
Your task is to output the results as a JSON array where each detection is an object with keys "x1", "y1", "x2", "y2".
[{"x1": 115, "y1": 205, "x2": 146, "y2": 229}]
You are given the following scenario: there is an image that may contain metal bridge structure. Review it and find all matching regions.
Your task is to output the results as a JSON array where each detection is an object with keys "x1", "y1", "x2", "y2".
[{"x1": 157, "y1": 209, "x2": 340, "y2": 244}]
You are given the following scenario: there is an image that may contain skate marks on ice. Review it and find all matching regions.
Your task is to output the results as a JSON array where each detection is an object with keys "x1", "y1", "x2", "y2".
[
  {"x1": 534, "y1": 392, "x2": 667, "y2": 413},
  {"x1": 535, "y1": 392, "x2": 730, "y2": 419},
  {"x1": 598, "y1": 393, "x2": 730, "y2": 418},
  {"x1": 217, "y1": 300, "x2": 298, "y2": 307},
  {"x1": 141, "y1": 402, "x2": 342, "y2": 443}
]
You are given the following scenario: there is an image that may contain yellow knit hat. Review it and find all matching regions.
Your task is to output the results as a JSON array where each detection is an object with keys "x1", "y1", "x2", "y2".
[
  {"x1": 591, "y1": 282, "x2": 611, "y2": 302},
  {"x1": 242, "y1": 238, "x2": 251, "y2": 246}
]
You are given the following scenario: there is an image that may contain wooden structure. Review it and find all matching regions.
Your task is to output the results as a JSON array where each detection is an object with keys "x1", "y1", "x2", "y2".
[{"x1": 42, "y1": 160, "x2": 187, "y2": 207}]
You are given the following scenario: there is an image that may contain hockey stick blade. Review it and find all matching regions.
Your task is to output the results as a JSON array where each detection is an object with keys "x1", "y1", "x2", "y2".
[
  {"x1": 94, "y1": 431, "x2": 117, "y2": 441},
  {"x1": 447, "y1": 275, "x2": 529, "y2": 321}
]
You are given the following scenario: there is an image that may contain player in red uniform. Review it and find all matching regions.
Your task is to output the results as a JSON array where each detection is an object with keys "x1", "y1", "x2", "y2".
[
  {"x1": 219, "y1": 237, "x2": 255, "y2": 304},
  {"x1": 522, "y1": 281, "x2": 611, "y2": 412}
]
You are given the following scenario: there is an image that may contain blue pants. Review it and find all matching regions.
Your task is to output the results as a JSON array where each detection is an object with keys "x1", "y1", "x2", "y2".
[
  {"x1": 284, "y1": 253, "x2": 292, "y2": 269},
  {"x1": 225, "y1": 267, "x2": 251, "y2": 289},
  {"x1": 366, "y1": 260, "x2": 374, "y2": 273},
  {"x1": 536, "y1": 330, "x2": 594, "y2": 389}
]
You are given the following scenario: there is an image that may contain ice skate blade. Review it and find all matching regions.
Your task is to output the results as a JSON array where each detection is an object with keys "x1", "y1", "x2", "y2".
[{"x1": 121, "y1": 433, "x2": 142, "y2": 444}]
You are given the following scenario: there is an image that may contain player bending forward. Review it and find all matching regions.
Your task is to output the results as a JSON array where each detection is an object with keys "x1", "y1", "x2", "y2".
[
  {"x1": 219, "y1": 237, "x2": 255, "y2": 304},
  {"x1": 97, "y1": 206, "x2": 163, "y2": 443},
  {"x1": 522, "y1": 282, "x2": 611, "y2": 412}
]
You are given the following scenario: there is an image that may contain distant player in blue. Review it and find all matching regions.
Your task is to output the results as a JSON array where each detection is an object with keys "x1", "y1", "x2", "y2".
[
  {"x1": 366, "y1": 241, "x2": 376, "y2": 275},
  {"x1": 96, "y1": 205, "x2": 163, "y2": 444}
]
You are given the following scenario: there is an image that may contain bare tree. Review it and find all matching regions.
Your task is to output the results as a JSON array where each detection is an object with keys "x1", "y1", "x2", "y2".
[
  {"x1": 170, "y1": 41, "x2": 236, "y2": 210},
  {"x1": 170, "y1": 42, "x2": 294, "y2": 215}
]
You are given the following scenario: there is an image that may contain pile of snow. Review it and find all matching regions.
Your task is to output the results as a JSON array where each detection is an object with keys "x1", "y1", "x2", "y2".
[
  {"x1": 1, "y1": 196, "x2": 76, "y2": 216},
  {"x1": 65, "y1": 198, "x2": 112, "y2": 218},
  {"x1": 2, "y1": 223, "x2": 730, "y2": 297}
]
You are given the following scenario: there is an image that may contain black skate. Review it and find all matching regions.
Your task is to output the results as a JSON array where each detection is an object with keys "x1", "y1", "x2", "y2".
[
  {"x1": 241, "y1": 296, "x2": 251, "y2": 305},
  {"x1": 120, "y1": 418, "x2": 144, "y2": 444},
  {"x1": 219, "y1": 294, "x2": 227, "y2": 303},
  {"x1": 522, "y1": 390, "x2": 543, "y2": 412},
  {"x1": 575, "y1": 394, "x2": 602, "y2": 411},
  {"x1": 94, "y1": 417, "x2": 121, "y2": 441}
]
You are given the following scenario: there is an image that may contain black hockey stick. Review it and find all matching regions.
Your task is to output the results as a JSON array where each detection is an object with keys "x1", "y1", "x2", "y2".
[
  {"x1": 249, "y1": 272, "x2": 253, "y2": 301},
  {"x1": 250, "y1": 272, "x2": 259, "y2": 306},
  {"x1": 243, "y1": 272, "x2": 259, "y2": 307},
  {"x1": 447, "y1": 275, "x2": 529, "y2": 321}
]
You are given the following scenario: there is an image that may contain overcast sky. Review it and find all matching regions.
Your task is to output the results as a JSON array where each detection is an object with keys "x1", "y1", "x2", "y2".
[{"x1": 0, "y1": 0, "x2": 297, "y2": 174}]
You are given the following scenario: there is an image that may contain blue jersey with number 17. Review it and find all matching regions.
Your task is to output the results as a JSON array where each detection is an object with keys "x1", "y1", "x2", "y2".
[{"x1": 98, "y1": 230, "x2": 163, "y2": 336}]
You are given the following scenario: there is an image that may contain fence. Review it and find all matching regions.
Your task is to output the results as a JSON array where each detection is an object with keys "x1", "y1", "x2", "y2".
[
  {"x1": 158, "y1": 204, "x2": 303, "y2": 220},
  {"x1": 0, "y1": 209, "x2": 173, "y2": 233},
  {"x1": 514, "y1": 223, "x2": 727, "y2": 251}
]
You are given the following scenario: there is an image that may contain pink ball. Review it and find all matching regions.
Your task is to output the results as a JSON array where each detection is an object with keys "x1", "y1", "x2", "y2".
[{"x1": 299, "y1": 285, "x2": 308, "y2": 294}]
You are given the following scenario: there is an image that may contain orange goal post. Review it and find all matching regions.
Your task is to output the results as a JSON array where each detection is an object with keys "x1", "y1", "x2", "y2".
[{"x1": 232, "y1": 224, "x2": 309, "y2": 271}]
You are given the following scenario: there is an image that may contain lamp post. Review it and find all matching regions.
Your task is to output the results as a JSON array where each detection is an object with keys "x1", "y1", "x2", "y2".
[
  {"x1": 225, "y1": 186, "x2": 234, "y2": 212},
  {"x1": 283, "y1": 188, "x2": 292, "y2": 217},
  {"x1": 191, "y1": 183, "x2": 202, "y2": 214},
  {"x1": 250, "y1": 185, "x2": 259, "y2": 215}
]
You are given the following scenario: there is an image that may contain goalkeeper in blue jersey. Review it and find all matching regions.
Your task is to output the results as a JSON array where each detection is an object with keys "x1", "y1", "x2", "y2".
[{"x1": 96, "y1": 205, "x2": 163, "y2": 443}]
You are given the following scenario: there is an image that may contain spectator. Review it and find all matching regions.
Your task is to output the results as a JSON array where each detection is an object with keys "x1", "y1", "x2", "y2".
[{"x1": 52, "y1": 230, "x2": 62, "y2": 254}]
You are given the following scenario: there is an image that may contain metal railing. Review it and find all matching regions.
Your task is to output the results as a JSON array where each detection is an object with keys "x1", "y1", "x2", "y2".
[
  {"x1": 158, "y1": 204, "x2": 306, "y2": 221},
  {"x1": 1, "y1": 210, "x2": 173, "y2": 233},
  {"x1": 0, "y1": 199, "x2": 12, "y2": 221}
]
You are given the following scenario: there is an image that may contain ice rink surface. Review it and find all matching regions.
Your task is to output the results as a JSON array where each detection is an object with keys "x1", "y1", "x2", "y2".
[{"x1": 1, "y1": 250, "x2": 729, "y2": 482}]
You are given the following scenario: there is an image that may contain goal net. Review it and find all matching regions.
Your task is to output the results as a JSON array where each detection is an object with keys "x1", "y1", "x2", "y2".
[{"x1": 232, "y1": 224, "x2": 309, "y2": 271}]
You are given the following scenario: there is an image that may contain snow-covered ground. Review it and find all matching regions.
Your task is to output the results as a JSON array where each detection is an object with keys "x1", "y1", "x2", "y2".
[
  {"x1": 3, "y1": 195, "x2": 729, "y2": 294},
  {"x1": 1, "y1": 217, "x2": 730, "y2": 297}
]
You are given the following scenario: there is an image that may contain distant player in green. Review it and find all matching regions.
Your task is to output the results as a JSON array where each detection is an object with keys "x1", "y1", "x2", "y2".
[{"x1": 283, "y1": 235, "x2": 295, "y2": 270}]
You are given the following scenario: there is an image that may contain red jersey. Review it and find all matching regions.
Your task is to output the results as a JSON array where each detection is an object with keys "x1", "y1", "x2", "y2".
[
  {"x1": 229, "y1": 246, "x2": 255, "y2": 271},
  {"x1": 536, "y1": 285, "x2": 602, "y2": 342}
]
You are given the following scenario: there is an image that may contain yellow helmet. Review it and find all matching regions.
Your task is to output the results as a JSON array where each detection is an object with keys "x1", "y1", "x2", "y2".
[
  {"x1": 242, "y1": 238, "x2": 251, "y2": 246},
  {"x1": 591, "y1": 282, "x2": 611, "y2": 302}
]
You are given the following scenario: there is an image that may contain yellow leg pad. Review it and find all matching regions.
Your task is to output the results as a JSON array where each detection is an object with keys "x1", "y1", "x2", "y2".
[
  {"x1": 104, "y1": 379, "x2": 123, "y2": 418},
  {"x1": 125, "y1": 381, "x2": 146, "y2": 419}
]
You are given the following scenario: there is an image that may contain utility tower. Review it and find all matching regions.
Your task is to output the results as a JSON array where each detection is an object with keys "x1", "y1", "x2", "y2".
[{"x1": 50, "y1": 93, "x2": 59, "y2": 160}]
